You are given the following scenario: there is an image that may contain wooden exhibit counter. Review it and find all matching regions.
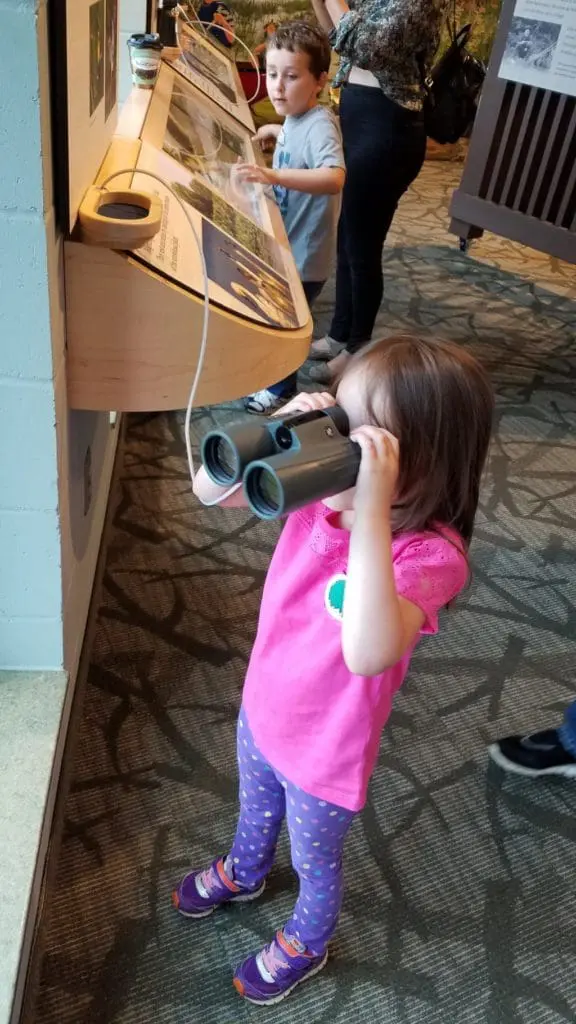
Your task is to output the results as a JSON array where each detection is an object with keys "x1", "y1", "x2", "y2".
[{"x1": 65, "y1": 43, "x2": 312, "y2": 412}]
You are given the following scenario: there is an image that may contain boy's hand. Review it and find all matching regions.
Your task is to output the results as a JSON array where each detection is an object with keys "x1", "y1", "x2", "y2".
[
  {"x1": 252, "y1": 124, "x2": 281, "y2": 151},
  {"x1": 235, "y1": 162, "x2": 277, "y2": 186},
  {"x1": 272, "y1": 391, "x2": 335, "y2": 417},
  {"x1": 351, "y1": 426, "x2": 399, "y2": 516}
]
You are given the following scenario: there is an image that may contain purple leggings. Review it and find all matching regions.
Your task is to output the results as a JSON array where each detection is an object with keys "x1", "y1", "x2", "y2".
[{"x1": 228, "y1": 710, "x2": 356, "y2": 955}]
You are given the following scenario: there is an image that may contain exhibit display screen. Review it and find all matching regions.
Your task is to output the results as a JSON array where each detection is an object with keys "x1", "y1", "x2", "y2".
[
  {"x1": 166, "y1": 20, "x2": 254, "y2": 130},
  {"x1": 131, "y1": 65, "x2": 308, "y2": 330}
]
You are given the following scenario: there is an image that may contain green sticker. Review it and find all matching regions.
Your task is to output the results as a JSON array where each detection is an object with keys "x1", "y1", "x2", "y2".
[{"x1": 325, "y1": 573, "x2": 346, "y2": 621}]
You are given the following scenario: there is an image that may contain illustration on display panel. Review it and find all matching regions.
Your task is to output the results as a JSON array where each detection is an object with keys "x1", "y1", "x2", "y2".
[
  {"x1": 201, "y1": 219, "x2": 298, "y2": 328},
  {"x1": 104, "y1": 0, "x2": 118, "y2": 120},
  {"x1": 133, "y1": 140, "x2": 299, "y2": 329},
  {"x1": 167, "y1": 19, "x2": 254, "y2": 129},
  {"x1": 169, "y1": 175, "x2": 285, "y2": 273},
  {"x1": 164, "y1": 79, "x2": 247, "y2": 167},
  {"x1": 144, "y1": 67, "x2": 272, "y2": 230},
  {"x1": 89, "y1": 1, "x2": 105, "y2": 116},
  {"x1": 134, "y1": 68, "x2": 303, "y2": 329}
]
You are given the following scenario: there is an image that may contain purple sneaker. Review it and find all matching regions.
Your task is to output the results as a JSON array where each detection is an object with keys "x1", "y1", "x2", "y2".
[
  {"x1": 233, "y1": 929, "x2": 328, "y2": 1005},
  {"x1": 172, "y1": 857, "x2": 265, "y2": 919}
]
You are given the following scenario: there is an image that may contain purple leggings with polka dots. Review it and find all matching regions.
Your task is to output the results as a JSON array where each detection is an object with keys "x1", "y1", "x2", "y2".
[{"x1": 228, "y1": 709, "x2": 356, "y2": 955}]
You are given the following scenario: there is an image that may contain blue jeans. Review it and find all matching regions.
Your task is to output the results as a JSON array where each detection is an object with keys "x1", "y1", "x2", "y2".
[
  {"x1": 267, "y1": 280, "x2": 325, "y2": 398},
  {"x1": 559, "y1": 701, "x2": 576, "y2": 756}
]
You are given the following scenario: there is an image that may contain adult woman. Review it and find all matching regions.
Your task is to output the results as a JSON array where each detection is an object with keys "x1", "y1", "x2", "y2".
[{"x1": 309, "y1": 0, "x2": 445, "y2": 382}]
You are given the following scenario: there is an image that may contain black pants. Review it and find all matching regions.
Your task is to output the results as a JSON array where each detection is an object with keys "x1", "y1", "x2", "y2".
[
  {"x1": 269, "y1": 280, "x2": 325, "y2": 396},
  {"x1": 329, "y1": 85, "x2": 427, "y2": 354}
]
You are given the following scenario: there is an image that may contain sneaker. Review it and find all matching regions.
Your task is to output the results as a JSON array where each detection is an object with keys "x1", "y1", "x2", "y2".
[
  {"x1": 233, "y1": 929, "x2": 328, "y2": 1005},
  {"x1": 245, "y1": 389, "x2": 290, "y2": 415},
  {"x1": 488, "y1": 729, "x2": 576, "y2": 778},
  {"x1": 308, "y1": 336, "x2": 344, "y2": 361},
  {"x1": 172, "y1": 857, "x2": 265, "y2": 918},
  {"x1": 308, "y1": 350, "x2": 351, "y2": 384}
]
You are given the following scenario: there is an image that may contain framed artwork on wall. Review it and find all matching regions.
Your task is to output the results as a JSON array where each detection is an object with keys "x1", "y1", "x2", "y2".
[{"x1": 49, "y1": 0, "x2": 120, "y2": 232}]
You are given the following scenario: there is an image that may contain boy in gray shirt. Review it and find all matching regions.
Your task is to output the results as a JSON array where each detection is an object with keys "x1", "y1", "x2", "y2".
[{"x1": 236, "y1": 21, "x2": 345, "y2": 414}]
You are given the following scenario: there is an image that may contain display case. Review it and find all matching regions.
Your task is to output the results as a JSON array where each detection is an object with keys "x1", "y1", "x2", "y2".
[{"x1": 63, "y1": 24, "x2": 312, "y2": 411}]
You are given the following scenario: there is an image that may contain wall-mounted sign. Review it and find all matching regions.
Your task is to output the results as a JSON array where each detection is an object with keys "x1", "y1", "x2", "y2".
[
  {"x1": 51, "y1": 0, "x2": 120, "y2": 232},
  {"x1": 499, "y1": 0, "x2": 576, "y2": 98}
]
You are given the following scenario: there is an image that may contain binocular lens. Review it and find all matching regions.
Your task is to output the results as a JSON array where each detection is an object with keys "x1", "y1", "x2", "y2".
[
  {"x1": 245, "y1": 465, "x2": 282, "y2": 517},
  {"x1": 203, "y1": 434, "x2": 238, "y2": 484}
]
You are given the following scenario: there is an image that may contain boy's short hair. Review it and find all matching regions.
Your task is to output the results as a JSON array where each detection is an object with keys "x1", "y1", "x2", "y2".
[{"x1": 266, "y1": 21, "x2": 331, "y2": 79}]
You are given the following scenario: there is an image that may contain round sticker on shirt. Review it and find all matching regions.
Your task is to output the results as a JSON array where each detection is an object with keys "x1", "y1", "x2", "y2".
[{"x1": 325, "y1": 573, "x2": 347, "y2": 621}]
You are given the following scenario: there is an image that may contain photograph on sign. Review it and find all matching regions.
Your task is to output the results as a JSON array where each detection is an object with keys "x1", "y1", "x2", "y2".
[
  {"x1": 499, "y1": 0, "x2": 576, "y2": 98},
  {"x1": 166, "y1": 19, "x2": 254, "y2": 129},
  {"x1": 132, "y1": 141, "x2": 302, "y2": 330}
]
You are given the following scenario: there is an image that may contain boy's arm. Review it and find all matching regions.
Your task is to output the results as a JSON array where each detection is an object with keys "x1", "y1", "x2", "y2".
[
  {"x1": 236, "y1": 163, "x2": 345, "y2": 195},
  {"x1": 253, "y1": 123, "x2": 282, "y2": 144}
]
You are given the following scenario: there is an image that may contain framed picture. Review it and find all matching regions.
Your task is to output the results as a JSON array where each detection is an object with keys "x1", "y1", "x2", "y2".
[{"x1": 49, "y1": 0, "x2": 120, "y2": 232}]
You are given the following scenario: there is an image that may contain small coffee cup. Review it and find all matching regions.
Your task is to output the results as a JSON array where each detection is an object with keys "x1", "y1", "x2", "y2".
[{"x1": 127, "y1": 33, "x2": 163, "y2": 88}]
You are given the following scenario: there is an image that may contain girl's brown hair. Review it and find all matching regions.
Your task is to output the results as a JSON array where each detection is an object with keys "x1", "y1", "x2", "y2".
[{"x1": 346, "y1": 335, "x2": 494, "y2": 546}]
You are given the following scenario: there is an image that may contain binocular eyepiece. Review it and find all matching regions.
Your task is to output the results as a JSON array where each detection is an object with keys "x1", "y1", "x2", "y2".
[{"x1": 201, "y1": 406, "x2": 361, "y2": 520}]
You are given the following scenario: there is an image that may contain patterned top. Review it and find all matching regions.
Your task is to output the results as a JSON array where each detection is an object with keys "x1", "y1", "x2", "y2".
[{"x1": 331, "y1": 0, "x2": 447, "y2": 110}]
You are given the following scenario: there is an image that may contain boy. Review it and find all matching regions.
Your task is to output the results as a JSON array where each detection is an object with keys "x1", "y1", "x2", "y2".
[{"x1": 235, "y1": 21, "x2": 345, "y2": 414}]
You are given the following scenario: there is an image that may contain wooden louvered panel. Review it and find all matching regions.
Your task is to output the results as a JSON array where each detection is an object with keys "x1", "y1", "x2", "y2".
[{"x1": 448, "y1": 0, "x2": 575, "y2": 264}]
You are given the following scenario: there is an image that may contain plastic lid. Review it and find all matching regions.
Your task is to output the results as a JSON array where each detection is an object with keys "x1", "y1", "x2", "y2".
[{"x1": 128, "y1": 33, "x2": 163, "y2": 49}]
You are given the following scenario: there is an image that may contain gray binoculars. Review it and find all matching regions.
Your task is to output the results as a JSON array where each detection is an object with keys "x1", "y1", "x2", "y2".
[{"x1": 201, "y1": 406, "x2": 361, "y2": 520}]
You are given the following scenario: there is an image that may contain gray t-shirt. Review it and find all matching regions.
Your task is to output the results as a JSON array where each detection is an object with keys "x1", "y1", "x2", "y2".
[{"x1": 272, "y1": 105, "x2": 344, "y2": 283}]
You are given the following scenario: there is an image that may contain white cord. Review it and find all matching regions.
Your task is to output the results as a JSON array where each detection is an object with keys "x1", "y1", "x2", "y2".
[
  {"x1": 99, "y1": 167, "x2": 241, "y2": 505},
  {"x1": 175, "y1": 5, "x2": 263, "y2": 105}
]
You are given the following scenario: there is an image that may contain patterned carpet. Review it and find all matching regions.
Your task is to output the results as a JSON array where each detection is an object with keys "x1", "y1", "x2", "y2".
[{"x1": 35, "y1": 164, "x2": 576, "y2": 1024}]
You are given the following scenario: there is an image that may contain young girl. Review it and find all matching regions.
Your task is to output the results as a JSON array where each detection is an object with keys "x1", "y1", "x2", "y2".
[{"x1": 173, "y1": 335, "x2": 494, "y2": 1006}]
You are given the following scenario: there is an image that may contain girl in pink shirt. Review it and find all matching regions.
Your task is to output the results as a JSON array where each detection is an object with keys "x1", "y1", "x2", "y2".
[{"x1": 173, "y1": 335, "x2": 494, "y2": 1005}]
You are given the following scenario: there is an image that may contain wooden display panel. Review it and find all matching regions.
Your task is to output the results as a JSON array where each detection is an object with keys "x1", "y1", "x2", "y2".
[
  {"x1": 131, "y1": 64, "x2": 308, "y2": 331},
  {"x1": 65, "y1": 242, "x2": 311, "y2": 411},
  {"x1": 64, "y1": 65, "x2": 312, "y2": 411}
]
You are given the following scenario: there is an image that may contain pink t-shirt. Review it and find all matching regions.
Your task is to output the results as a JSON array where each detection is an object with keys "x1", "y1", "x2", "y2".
[{"x1": 242, "y1": 502, "x2": 468, "y2": 812}]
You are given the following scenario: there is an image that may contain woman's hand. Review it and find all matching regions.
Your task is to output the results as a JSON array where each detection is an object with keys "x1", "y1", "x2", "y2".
[
  {"x1": 273, "y1": 391, "x2": 336, "y2": 417},
  {"x1": 351, "y1": 426, "x2": 399, "y2": 515}
]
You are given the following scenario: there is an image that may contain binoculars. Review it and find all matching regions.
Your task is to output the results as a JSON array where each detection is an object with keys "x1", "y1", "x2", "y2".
[{"x1": 201, "y1": 406, "x2": 361, "y2": 520}]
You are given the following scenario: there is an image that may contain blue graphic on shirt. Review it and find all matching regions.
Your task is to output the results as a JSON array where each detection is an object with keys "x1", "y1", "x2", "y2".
[{"x1": 273, "y1": 148, "x2": 290, "y2": 218}]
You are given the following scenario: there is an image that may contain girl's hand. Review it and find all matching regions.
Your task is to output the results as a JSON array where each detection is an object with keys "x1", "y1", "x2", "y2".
[
  {"x1": 351, "y1": 426, "x2": 399, "y2": 515},
  {"x1": 272, "y1": 391, "x2": 336, "y2": 417},
  {"x1": 235, "y1": 162, "x2": 277, "y2": 186}
]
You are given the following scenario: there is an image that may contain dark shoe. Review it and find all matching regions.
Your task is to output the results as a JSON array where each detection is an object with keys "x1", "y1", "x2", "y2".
[
  {"x1": 307, "y1": 350, "x2": 350, "y2": 384},
  {"x1": 308, "y1": 336, "x2": 345, "y2": 361},
  {"x1": 488, "y1": 729, "x2": 576, "y2": 777}
]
